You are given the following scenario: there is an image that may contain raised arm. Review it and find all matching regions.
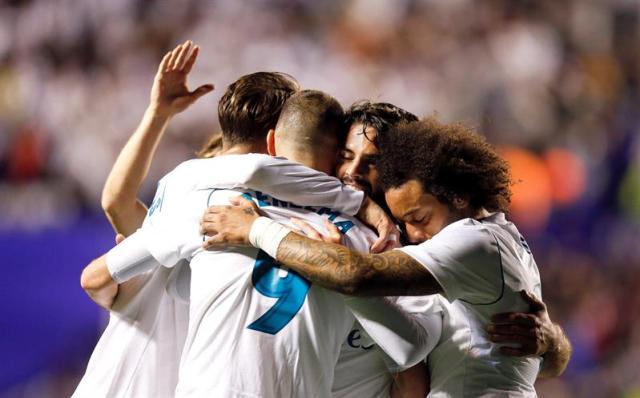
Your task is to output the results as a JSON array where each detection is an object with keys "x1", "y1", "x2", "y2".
[{"x1": 102, "y1": 40, "x2": 213, "y2": 236}]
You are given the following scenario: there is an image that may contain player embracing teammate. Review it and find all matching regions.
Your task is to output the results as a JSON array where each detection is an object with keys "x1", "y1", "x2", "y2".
[{"x1": 74, "y1": 41, "x2": 571, "y2": 397}]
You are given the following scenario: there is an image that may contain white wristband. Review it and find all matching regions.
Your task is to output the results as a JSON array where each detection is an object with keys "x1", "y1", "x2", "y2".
[{"x1": 249, "y1": 217, "x2": 293, "y2": 259}]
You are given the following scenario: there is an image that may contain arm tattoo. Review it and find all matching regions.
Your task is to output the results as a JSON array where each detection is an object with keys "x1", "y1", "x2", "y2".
[{"x1": 276, "y1": 233, "x2": 442, "y2": 296}]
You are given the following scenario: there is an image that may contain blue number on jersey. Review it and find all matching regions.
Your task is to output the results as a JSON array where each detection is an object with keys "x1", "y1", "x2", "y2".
[{"x1": 248, "y1": 250, "x2": 311, "y2": 335}]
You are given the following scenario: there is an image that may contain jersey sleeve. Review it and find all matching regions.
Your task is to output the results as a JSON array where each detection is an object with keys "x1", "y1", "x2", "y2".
[
  {"x1": 399, "y1": 221, "x2": 503, "y2": 304},
  {"x1": 105, "y1": 229, "x2": 158, "y2": 283},
  {"x1": 343, "y1": 296, "x2": 442, "y2": 372},
  {"x1": 197, "y1": 154, "x2": 365, "y2": 215}
]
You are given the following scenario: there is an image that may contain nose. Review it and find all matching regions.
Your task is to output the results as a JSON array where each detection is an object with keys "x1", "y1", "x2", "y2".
[
  {"x1": 405, "y1": 224, "x2": 427, "y2": 244},
  {"x1": 344, "y1": 157, "x2": 365, "y2": 179}
]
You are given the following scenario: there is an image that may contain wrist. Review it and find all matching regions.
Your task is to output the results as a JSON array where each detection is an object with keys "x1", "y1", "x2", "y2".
[
  {"x1": 249, "y1": 217, "x2": 292, "y2": 258},
  {"x1": 146, "y1": 104, "x2": 174, "y2": 121}
]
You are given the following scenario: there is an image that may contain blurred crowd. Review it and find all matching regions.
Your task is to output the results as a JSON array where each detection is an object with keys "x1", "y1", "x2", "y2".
[{"x1": 1, "y1": 0, "x2": 639, "y2": 396}]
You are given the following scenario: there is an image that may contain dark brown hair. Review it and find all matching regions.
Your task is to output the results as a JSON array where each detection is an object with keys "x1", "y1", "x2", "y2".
[
  {"x1": 217, "y1": 72, "x2": 299, "y2": 146},
  {"x1": 377, "y1": 117, "x2": 512, "y2": 213},
  {"x1": 345, "y1": 101, "x2": 418, "y2": 146},
  {"x1": 276, "y1": 90, "x2": 345, "y2": 146}
]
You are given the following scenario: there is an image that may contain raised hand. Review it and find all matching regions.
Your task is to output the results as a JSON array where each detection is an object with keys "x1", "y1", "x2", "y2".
[{"x1": 150, "y1": 40, "x2": 214, "y2": 118}]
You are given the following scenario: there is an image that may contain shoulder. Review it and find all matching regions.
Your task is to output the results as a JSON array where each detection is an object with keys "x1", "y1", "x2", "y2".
[{"x1": 419, "y1": 218, "x2": 499, "y2": 259}]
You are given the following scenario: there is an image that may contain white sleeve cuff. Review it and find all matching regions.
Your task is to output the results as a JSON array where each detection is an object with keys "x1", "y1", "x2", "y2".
[
  {"x1": 105, "y1": 231, "x2": 158, "y2": 283},
  {"x1": 249, "y1": 217, "x2": 293, "y2": 259}
]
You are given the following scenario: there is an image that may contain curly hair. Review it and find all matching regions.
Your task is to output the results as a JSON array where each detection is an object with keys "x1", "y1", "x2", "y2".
[
  {"x1": 345, "y1": 101, "x2": 418, "y2": 146},
  {"x1": 377, "y1": 118, "x2": 512, "y2": 213}
]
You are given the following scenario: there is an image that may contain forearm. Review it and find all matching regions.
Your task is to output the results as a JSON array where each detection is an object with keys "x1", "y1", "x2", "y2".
[
  {"x1": 538, "y1": 323, "x2": 572, "y2": 378},
  {"x1": 102, "y1": 107, "x2": 171, "y2": 235},
  {"x1": 275, "y1": 232, "x2": 440, "y2": 296},
  {"x1": 390, "y1": 362, "x2": 429, "y2": 398}
]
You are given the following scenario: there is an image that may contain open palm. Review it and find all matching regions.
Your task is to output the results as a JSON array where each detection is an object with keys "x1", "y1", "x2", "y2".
[{"x1": 150, "y1": 40, "x2": 214, "y2": 117}]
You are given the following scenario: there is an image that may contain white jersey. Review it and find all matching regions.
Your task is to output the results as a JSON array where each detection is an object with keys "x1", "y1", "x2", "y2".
[
  {"x1": 169, "y1": 189, "x2": 376, "y2": 398},
  {"x1": 400, "y1": 213, "x2": 542, "y2": 397},
  {"x1": 332, "y1": 295, "x2": 444, "y2": 398},
  {"x1": 72, "y1": 198, "x2": 190, "y2": 398},
  {"x1": 74, "y1": 154, "x2": 365, "y2": 398},
  {"x1": 104, "y1": 154, "x2": 431, "y2": 397}
]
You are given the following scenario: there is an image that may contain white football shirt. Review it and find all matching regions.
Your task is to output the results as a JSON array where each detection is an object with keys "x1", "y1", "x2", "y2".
[
  {"x1": 332, "y1": 295, "x2": 444, "y2": 398},
  {"x1": 74, "y1": 154, "x2": 365, "y2": 398},
  {"x1": 142, "y1": 180, "x2": 379, "y2": 397},
  {"x1": 400, "y1": 213, "x2": 542, "y2": 397}
]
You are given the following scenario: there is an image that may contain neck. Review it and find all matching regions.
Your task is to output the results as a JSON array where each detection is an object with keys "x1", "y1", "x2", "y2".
[{"x1": 222, "y1": 141, "x2": 266, "y2": 155}]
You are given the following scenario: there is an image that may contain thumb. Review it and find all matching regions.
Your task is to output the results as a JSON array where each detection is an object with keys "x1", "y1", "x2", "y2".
[
  {"x1": 520, "y1": 290, "x2": 545, "y2": 312},
  {"x1": 190, "y1": 84, "x2": 214, "y2": 100}
]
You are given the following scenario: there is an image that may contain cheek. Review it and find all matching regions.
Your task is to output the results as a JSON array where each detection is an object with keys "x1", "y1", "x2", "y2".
[
  {"x1": 335, "y1": 160, "x2": 349, "y2": 178},
  {"x1": 425, "y1": 212, "x2": 450, "y2": 237}
]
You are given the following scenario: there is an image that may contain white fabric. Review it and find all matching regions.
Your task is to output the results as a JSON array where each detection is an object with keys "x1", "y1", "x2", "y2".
[
  {"x1": 105, "y1": 231, "x2": 156, "y2": 283},
  {"x1": 72, "y1": 172, "x2": 192, "y2": 398},
  {"x1": 74, "y1": 154, "x2": 364, "y2": 398},
  {"x1": 332, "y1": 295, "x2": 444, "y2": 398},
  {"x1": 249, "y1": 216, "x2": 292, "y2": 259},
  {"x1": 162, "y1": 188, "x2": 376, "y2": 398},
  {"x1": 400, "y1": 213, "x2": 542, "y2": 397},
  {"x1": 332, "y1": 321, "x2": 393, "y2": 398}
]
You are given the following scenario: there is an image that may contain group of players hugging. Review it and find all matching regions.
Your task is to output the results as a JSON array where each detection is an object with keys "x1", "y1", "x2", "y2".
[{"x1": 73, "y1": 41, "x2": 572, "y2": 398}]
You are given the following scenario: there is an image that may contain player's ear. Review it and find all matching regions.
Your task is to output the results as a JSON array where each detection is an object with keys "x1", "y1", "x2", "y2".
[
  {"x1": 451, "y1": 195, "x2": 469, "y2": 210},
  {"x1": 267, "y1": 129, "x2": 276, "y2": 156}
]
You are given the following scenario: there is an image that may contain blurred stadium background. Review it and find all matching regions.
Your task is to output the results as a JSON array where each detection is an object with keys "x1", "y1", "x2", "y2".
[{"x1": 1, "y1": 0, "x2": 639, "y2": 397}]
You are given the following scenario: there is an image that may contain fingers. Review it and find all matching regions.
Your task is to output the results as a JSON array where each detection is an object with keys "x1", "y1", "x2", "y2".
[
  {"x1": 164, "y1": 44, "x2": 182, "y2": 72},
  {"x1": 172, "y1": 40, "x2": 192, "y2": 70},
  {"x1": 323, "y1": 220, "x2": 343, "y2": 244},
  {"x1": 190, "y1": 84, "x2": 214, "y2": 99},
  {"x1": 200, "y1": 222, "x2": 218, "y2": 237},
  {"x1": 202, "y1": 234, "x2": 226, "y2": 249},
  {"x1": 229, "y1": 195, "x2": 260, "y2": 211},
  {"x1": 487, "y1": 323, "x2": 537, "y2": 337},
  {"x1": 291, "y1": 218, "x2": 324, "y2": 241},
  {"x1": 520, "y1": 290, "x2": 546, "y2": 312},
  {"x1": 183, "y1": 45, "x2": 200, "y2": 73},
  {"x1": 158, "y1": 51, "x2": 172, "y2": 73},
  {"x1": 369, "y1": 235, "x2": 387, "y2": 254},
  {"x1": 498, "y1": 345, "x2": 537, "y2": 357},
  {"x1": 490, "y1": 312, "x2": 539, "y2": 326}
]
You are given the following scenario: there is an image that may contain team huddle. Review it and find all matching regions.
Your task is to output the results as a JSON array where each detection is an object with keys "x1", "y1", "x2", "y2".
[{"x1": 73, "y1": 41, "x2": 572, "y2": 397}]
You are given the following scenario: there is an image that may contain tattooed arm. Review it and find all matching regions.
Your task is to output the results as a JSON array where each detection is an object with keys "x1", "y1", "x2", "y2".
[
  {"x1": 201, "y1": 196, "x2": 442, "y2": 297},
  {"x1": 275, "y1": 233, "x2": 440, "y2": 296}
]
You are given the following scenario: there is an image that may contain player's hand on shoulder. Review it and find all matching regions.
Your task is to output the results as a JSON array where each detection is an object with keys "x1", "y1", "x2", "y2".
[
  {"x1": 201, "y1": 195, "x2": 261, "y2": 248},
  {"x1": 290, "y1": 218, "x2": 343, "y2": 245},
  {"x1": 356, "y1": 196, "x2": 401, "y2": 253},
  {"x1": 150, "y1": 40, "x2": 214, "y2": 118},
  {"x1": 486, "y1": 290, "x2": 557, "y2": 356}
]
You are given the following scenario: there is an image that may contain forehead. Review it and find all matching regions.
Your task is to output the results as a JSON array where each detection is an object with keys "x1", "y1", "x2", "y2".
[
  {"x1": 344, "y1": 123, "x2": 379, "y2": 155},
  {"x1": 385, "y1": 180, "x2": 429, "y2": 217}
]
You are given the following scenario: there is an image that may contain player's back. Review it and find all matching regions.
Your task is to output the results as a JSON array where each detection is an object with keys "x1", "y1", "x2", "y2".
[{"x1": 174, "y1": 188, "x2": 375, "y2": 398}]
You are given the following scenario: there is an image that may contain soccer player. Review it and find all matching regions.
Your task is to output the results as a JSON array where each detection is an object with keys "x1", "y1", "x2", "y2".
[
  {"x1": 73, "y1": 41, "x2": 301, "y2": 397},
  {"x1": 298, "y1": 101, "x2": 571, "y2": 397},
  {"x1": 199, "y1": 117, "x2": 572, "y2": 396},
  {"x1": 81, "y1": 89, "x2": 438, "y2": 397}
]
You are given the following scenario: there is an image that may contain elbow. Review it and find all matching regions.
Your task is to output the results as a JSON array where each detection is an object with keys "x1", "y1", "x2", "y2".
[
  {"x1": 80, "y1": 267, "x2": 98, "y2": 292},
  {"x1": 101, "y1": 194, "x2": 122, "y2": 219}
]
